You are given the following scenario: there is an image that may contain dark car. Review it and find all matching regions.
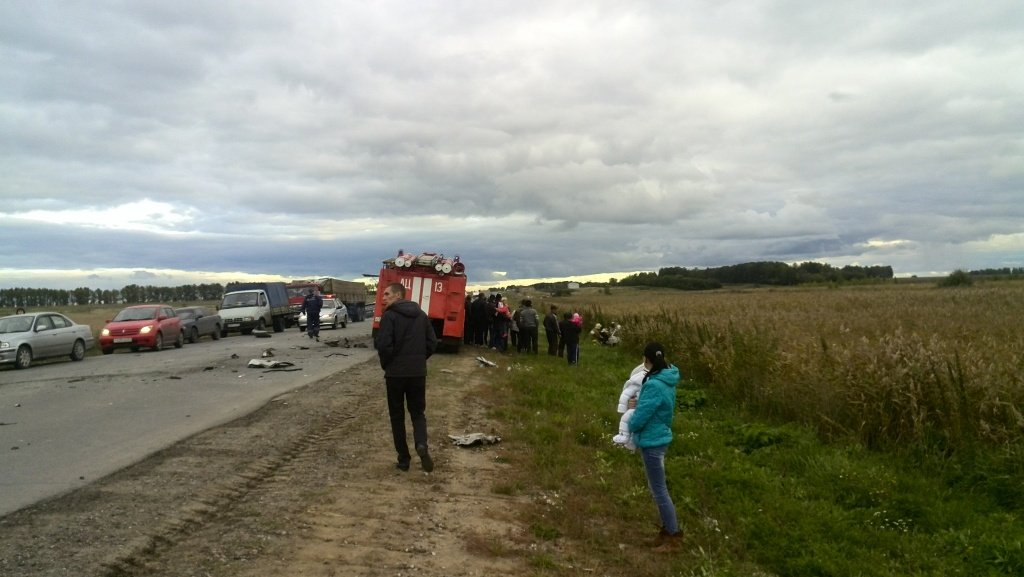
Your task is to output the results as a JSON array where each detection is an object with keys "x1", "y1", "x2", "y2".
[
  {"x1": 175, "y1": 306, "x2": 223, "y2": 344},
  {"x1": 0, "y1": 312, "x2": 95, "y2": 369},
  {"x1": 99, "y1": 305, "x2": 184, "y2": 354}
]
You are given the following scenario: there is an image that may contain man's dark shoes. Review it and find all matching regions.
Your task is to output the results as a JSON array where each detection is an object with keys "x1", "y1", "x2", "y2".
[
  {"x1": 416, "y1": 444, "x2": 434, "y2": 472},
  {"x1": 396, "y1": 458, "x2": 410, "y2": 472}
]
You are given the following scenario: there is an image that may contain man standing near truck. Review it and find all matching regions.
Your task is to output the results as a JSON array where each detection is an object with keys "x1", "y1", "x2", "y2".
[
  {"x1": 375, "y1": 282, "x2": 438, "y2": 472},
  {"x1": 301, "y1": 288, "x2": 323, "y2": 341}
]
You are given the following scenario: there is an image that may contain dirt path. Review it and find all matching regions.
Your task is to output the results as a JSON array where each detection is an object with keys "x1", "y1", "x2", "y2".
[{"x1": 0, "y1": 342, "x2": 529, "y2": 577}]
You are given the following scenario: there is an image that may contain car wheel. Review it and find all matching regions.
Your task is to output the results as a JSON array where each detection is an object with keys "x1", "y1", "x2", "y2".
[
  {"x1": 14, "y1": 345, "x2": 32, "y2": 369},
  {"x1": 220, "y1": 329, "x2": 228, "y2": 338},
  {"x1": 331, "y1": 317, "x2": 338, "y2": 330},
  {"x1": 189, "y1": 327, "x2": 199, "y2": 344},
  {"x1": 212, "y1": 325, "x2": 221, "y2": 340},
  {"x1": 152, "y1": 332, "x2": 164, "y2": 352},
  {"x1": 130, "y1": 346, "x2": 140, "y2": 352},
  {"x1": 341, "y1": 320, "x2": 347, "y2": 328},
  {"x1": 256, "y1": 318, "x2": 266, "y2": 331},
  {"x1": 70, "y1": 339, "x2": 86, "y2": 362},
  {"x1": 174, "y1": 331, "x2": 184, "y2": 349}
]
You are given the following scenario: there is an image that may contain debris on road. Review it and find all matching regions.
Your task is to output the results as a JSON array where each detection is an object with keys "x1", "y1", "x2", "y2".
[
  {"x1": 247, "y1": 359, "x2": 295, "y2": 369},
  {"x1": 449, "y1": 433, "x2": 502, "y2": 447}
]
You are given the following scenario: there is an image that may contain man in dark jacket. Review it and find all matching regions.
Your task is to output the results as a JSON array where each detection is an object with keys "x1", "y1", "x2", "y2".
[
  {"x1": 375, "y1": 282, "x2": 439, "y2": 472},
  {"x1": 517, "y1": 299, "x2": 540, "y2": 354},
  {"x1": 301, "y1": 288, "x2": 323, "y2": 341},
  {"x1": 557, "y1": 311, "x2": 581, "y2": 365},
  {"x1": 470, "y1": 292, "x2": 487, "y2": 346},
  {"x1": 544, "y1": 304, "x2": 560, "y2": 356}
]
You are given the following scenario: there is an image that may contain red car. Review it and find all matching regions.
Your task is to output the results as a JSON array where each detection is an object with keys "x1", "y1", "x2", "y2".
[{"x1": 99, "y1": 304, "x2": 184, "y2": 354}]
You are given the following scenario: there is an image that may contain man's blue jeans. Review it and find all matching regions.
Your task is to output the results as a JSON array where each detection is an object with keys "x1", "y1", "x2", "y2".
[{"x1": 641, "y1": 444, "x2": 679, "y2": 534}]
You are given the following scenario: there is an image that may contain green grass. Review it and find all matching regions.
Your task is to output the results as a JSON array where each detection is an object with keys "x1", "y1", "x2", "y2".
[{"x1": 476, "y1": 342, "x2": 1024, "y2": 577}]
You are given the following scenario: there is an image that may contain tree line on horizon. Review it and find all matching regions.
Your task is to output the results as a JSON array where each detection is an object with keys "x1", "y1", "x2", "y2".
[
  {"x1": 616, "y1": 261, "x2": 896, "y2": 290},
  {"x1": 4, "y1": 263, "x2": 1022, "y2": 309},
  {"x1": 0, "y1": 283, "x2": 227, "y2": 309}
]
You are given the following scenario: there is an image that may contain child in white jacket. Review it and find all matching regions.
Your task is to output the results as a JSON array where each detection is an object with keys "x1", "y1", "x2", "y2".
[{"x1": 612, "y1": 363, "x2": 647, "y2": 450}]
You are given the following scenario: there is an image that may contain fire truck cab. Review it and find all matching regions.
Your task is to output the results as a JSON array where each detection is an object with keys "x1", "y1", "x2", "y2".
[{"x1": 372, "y1": 251, "x2": 466, "y2": 352}]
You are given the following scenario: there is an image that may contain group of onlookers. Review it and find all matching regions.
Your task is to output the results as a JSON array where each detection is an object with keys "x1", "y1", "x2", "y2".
[{"x1": 464, "y1": 292, "x2": 583, "y2": 364}]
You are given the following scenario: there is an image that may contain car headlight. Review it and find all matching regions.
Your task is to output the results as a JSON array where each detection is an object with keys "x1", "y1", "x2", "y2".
[
  {"x1": 0, "y1": 340, "x2": 10, "y2": 349},
  {"x1": 140, "y1": 325, "x2": 152, "y2": 334},
  {"x1": 101, "y1": 328, "x2": 110, "y2": 336}
]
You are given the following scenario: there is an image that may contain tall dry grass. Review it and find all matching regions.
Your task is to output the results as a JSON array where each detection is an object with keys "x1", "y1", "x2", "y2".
[{"x1": 551, "y1": 283, "x2": 1024, "y2": 454}]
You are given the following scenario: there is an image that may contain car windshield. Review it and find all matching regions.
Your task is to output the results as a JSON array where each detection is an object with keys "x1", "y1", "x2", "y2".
[
  {"x1": 113, "y1": 308, "x2": 157, "y2": 321},
  {"x1": 322, "y1": 301, "x2": 337, "y2": 309},
  {"x1": 176, "y1": 310, "x2": 195, "y2": 320},
  {"x1": 0, "y1": 316, "x2": 33, "y2": 333},
  {"x1": 221, "y1": 292, "x2": 258, "y2": 308},
  {"x1": 287, "y1": 287, "x2": 311, "y2": 299}
]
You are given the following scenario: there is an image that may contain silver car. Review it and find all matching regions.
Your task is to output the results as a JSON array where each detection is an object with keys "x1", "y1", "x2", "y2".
[
  {"x1": 297, "y1": 298, "x2": 349, "y2": 331},
  {"x1": 0, "y1": 312, "x2": 96, "y2": 369}
]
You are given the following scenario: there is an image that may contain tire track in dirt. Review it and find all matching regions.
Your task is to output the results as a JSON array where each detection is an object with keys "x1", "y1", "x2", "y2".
[
  {"x1": 98, "y1": 407, "x2": 363, "y2": 576},
  {"x1": 0, "y1": 350, "x2": 531, "y2": 577},
  {"x1": 136, "y1": 352, "x2": 529, "y2": 577}
]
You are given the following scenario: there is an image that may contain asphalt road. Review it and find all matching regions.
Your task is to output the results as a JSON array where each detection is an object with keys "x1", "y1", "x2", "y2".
[{"x1": 0, "y1": 321, "x2": 376, "y2": 517}]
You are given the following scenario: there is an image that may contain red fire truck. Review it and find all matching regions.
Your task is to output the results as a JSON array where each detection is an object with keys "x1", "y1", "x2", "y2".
[{"x1": 372, "y1": 250, "x2": 467, "y2": 352}]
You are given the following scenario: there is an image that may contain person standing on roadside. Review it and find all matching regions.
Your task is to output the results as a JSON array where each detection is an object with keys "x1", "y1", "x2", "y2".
[
  {"x1": 375, "y1": 282, "x2": 438, "y2": 472},
  {"x1": 557, "y1": 311, "x2": 581, "y2": 364},
  {"x1": 510, "y1": 301, "x2": 521, "y2": 351},
  {"x1": 471, "y1": 292, "x2": 487, "y2": 346},
  {"x1": 492, "y1": 295, "x2": 511, "y2": 352},
  {"x1": 484, "y1": 294, "x2": 497, "y2": 347},
  {"x1": 463, "y1": 294, "x2": 473, "y2": 345},
  {"x1": 517, "y1": 299, "x2": 539, "y2": 354},
  {"x1": 301, "y1": 288, "x2": 323, "y2": 341},
  {"x1": 627, "y1": 342, "x2": 683, "y2": 552},
  {"x1": 544, "y1": 304, "x2": 560, "y2": 355}
]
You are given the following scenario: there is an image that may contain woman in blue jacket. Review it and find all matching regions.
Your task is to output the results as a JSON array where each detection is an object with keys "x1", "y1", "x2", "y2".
[{"x1": 628, "y1": 341, "x2": 682, "y2": 552}]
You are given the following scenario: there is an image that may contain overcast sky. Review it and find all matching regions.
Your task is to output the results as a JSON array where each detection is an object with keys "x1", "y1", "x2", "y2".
[{"x1": 2, "y1": 1, "x2": 1022, "y2": 291}]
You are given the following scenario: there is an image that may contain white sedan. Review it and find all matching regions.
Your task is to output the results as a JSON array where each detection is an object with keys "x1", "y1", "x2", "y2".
[
  {"x1": 297, "y1": 298, "x2": 349, "y2": 331},
  {"x1": 0, "y1": 312, "x2": 96, "y2": 369}
]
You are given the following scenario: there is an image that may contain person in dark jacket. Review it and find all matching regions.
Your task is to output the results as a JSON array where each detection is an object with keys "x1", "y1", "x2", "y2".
[
  {"x1": 484, "y1": 294, "x2": 497, "y2": 347},
  {"x1": 375, "y1": 282, "x2": 439, "y2": 472},
  {"x1": 627, "y1": 342, "x2": 683, "y2": 552},
  {"x1": 470, "y1": 292, "x2": 487, "y2": 346},
  {"x1": 463, "y1": 294, "x2": 473, "y2": 345},
  {"x1": 301, "y1": 288, "x2": 323, "y2": 341},
  {"x1": 557, "y1": 311, "x2": 581, "y2": 365},
  {"x1": 517, "y1": 299, "x2": 539, "y2": 354},
  {"x1": 544, "y1": 304, "x2": 560, "y2": 356}
]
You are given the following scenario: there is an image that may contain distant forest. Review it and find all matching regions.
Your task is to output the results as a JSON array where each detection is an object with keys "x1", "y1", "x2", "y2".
[
  {"x1": 3, "y1": 263, "x2": 1024, "y2": 308},
  {"x1": 0, "y1": 284, "x2": 226, "y2": 308},
  {"x1": 609, "y1": 262, "x2": 1024, "y2": 292},
  {"x1": 616, "y1": 261, "x2": 896, "y2": 290}
]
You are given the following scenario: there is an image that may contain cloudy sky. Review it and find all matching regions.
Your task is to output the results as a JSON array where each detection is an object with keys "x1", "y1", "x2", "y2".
[{"x1": 2, "y1": 1, "x2": 1022, "y2": 291}]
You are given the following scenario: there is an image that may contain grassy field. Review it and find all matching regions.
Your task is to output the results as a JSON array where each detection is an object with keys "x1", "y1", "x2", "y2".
[{"x1": 471, "y1": 282, "x2": 1024, "y2": 576}]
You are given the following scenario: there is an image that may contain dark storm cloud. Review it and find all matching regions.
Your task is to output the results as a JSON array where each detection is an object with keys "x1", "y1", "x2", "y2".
[{"x1": 2, "y1": 1, "x2": 1022, "y2": 289}]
